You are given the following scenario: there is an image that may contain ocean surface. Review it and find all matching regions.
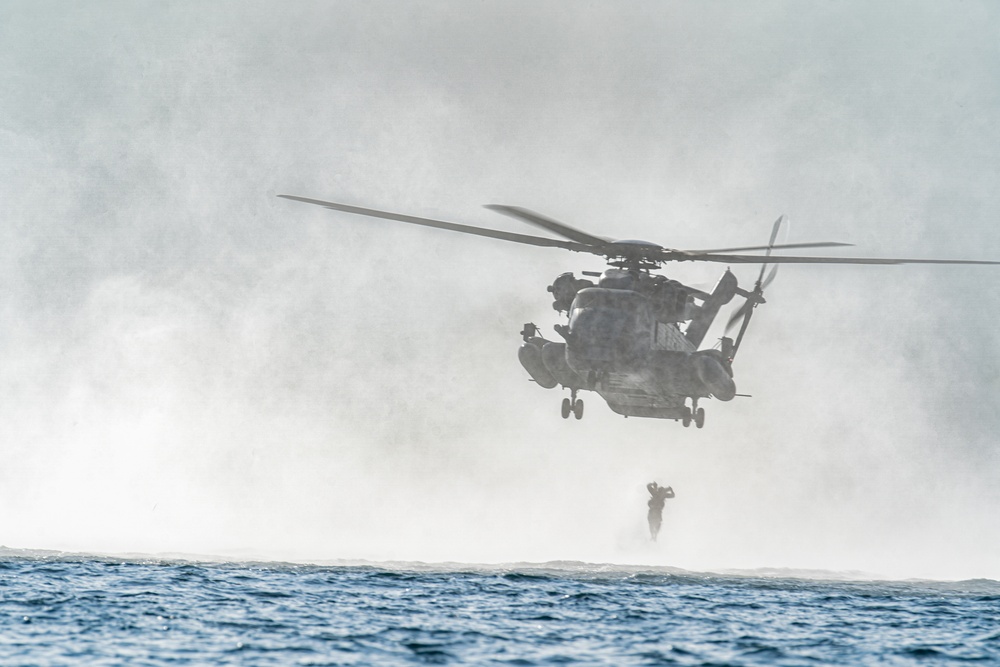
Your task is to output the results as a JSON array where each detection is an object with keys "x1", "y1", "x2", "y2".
[{"x1": 1, "y1": 550, "x2": 999, "y2": 665}]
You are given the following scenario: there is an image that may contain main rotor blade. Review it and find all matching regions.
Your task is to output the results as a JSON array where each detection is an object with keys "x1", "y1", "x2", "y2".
[
  {"x1": 688, "y1": 241, "x2": 852, "y2": 254},
  {"x1": 485, "y1": 205, "x2": 611, "y2": 247},
  {"x1": 282, "y1": 196, "x2": 1000, "y2": 266},
  {"x1": 278, "y1": 195, "x2": 602, "y2": 255},
  {"x1": 661, "y1": 251, "x2": 1000, "y2": 265}
]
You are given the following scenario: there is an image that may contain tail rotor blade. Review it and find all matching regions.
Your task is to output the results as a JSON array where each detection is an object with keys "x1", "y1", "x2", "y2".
[
  {"x1": 761, "y1": 264, "x2": 779, "y2": 290},
  {"x1": 728, "y1": 216, "x2": 785, "y2": 361},
  {"x1": 756, "y1": 215, "x2": 785, "y2": 287},
  {"x1": 725, "y1": 301, "x2": 751, "y2": 333},
  {"x1": 765, "y1": 215, "x2": 783, "y2": 249}
]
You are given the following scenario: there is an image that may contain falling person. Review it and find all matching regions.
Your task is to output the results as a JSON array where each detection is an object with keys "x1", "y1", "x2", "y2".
[{"x1": 646, "y1": 481, "x2": 675, "y2": 541}]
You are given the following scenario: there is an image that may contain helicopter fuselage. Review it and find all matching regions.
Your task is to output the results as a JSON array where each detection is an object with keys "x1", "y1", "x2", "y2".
[{"x1": 518, "y1": 268, "x2": 738, "y2": 423}]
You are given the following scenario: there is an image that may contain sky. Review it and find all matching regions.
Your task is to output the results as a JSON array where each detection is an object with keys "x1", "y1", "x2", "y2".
[{"x1": 1, "y1": 1, "x2": 999, "y2": 579}]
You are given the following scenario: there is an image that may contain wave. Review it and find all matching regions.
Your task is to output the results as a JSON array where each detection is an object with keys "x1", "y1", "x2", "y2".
[{"x1": 3, "y1": 545, "x2": 998, "y2": 592}]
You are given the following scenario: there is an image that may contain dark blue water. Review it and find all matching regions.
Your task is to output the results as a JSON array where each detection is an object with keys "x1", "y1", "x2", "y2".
[{"x1": 2, "y1": 550, "x2": 999, "y2": 665}]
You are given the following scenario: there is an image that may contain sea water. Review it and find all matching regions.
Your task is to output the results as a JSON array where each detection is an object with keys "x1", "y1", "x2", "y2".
[{"x1": 1, "y1": 550, "x2": 998, "y2": 665}]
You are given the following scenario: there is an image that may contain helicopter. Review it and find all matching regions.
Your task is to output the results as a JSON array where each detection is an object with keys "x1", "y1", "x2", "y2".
[{"x1": 278, "y1": 194, "x2": 1000, "y2": 427}]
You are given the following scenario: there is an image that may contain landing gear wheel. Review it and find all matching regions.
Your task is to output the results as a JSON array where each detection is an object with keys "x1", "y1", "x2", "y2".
[
  {"x1": 573, "y1": 399, "x2": 584, "y2": 420},
  {"x1": 682, "y1": 406, "x2": 692, "y2": 428},
  {"x1": 694, "y1": 407, "x2": 705, "y2": 429},
  {"x1": 561, "y1": 398, "x2": 572, "y2": 419}
]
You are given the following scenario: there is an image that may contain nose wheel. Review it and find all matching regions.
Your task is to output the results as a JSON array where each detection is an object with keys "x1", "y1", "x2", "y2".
[{"x1": 561, "y1": 390, "x2": 584, "y2": 420}]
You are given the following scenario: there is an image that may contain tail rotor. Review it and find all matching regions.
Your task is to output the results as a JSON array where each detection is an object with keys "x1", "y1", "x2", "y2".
[{"x1": 724, "y1": 216, "x2": 785, "y2": 361}]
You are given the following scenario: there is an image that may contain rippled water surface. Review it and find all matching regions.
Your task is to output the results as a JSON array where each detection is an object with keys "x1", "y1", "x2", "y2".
[{"x1": 2, "y1": 550, "x2": 999, "y2": 665}]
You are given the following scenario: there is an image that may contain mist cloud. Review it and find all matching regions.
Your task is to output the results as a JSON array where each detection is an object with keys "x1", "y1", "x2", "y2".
[{"x1": 1, "y1": 1, "x2": 998, "y2": 579}]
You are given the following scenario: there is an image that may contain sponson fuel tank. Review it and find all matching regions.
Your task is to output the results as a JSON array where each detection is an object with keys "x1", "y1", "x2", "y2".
[
  {"x1": 690, "y1": 351, "x2": 736, "y2": 401},
  {"x1": 518, "y1": 337, "x2": 587, "y2": 389},
  {"x1": 518, "y1": 337, "x2": 558, "y2": 389}
]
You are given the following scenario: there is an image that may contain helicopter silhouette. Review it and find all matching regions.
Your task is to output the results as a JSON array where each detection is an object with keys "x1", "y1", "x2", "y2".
[{"x1": 278, "y1": 194, "x2": 1000, "y2": 427}]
